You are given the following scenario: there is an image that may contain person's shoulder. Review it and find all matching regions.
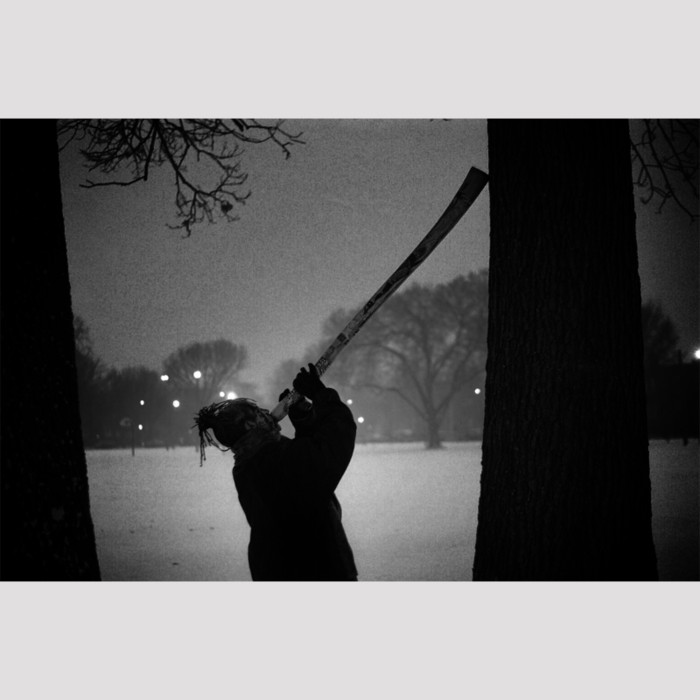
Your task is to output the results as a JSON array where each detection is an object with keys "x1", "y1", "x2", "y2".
[{"x1": 315, "y1": 388, "x2": 355, "y2": 425}]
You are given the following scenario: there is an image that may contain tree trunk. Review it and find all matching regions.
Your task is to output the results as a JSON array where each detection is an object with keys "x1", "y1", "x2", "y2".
[
  {"x1": 1, "y1": 119, "x2": 101, "y2": 580},
  {"x1": 425, "y1": 415, "x2": 443, "y2": 449},
  {"x1": 473, "y1": 120, "x2": 658, "y2": 580}
]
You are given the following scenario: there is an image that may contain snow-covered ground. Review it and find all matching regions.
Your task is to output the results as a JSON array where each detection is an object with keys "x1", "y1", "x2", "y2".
[{"x1": 86, "y1": 440, "x2": 698, "y2": 581}]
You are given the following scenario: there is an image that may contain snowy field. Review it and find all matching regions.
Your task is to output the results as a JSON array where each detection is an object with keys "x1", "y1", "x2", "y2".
[{"x1": 87, "y1": 440, "x2": 698, "y2": 581}]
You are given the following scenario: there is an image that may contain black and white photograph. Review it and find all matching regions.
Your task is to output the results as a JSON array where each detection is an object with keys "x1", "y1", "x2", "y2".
[{"x1": 1, "y1": 3, "x2": 698, "y2": 698}]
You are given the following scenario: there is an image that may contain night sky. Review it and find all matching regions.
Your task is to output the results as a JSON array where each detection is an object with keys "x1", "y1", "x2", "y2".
[{"x1": 59, "y1": 119, "x2": 698, "y2": 403}]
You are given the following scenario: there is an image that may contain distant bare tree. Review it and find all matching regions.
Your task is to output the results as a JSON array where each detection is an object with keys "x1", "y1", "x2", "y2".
[
  {"x1": 72, "y1": 316, "x2": 106, "y2": 445},
  {"x1": 58, "y1": 119, "x2": 305, "y2": 235},
  {"x1": 630, "y1": 119, "x2": 698, "y2": 222},
  {"x1": 641, "y1": 300, "x2": 680, "y2": 368},
  {"x1": 162, "y1": 339, "x2": 248, "y2": 408},
  {"x1": 320, "y1": 272, "x2": 488, "y2": 449},
  {"x1": 73, "y1": 315, "x2": 105, "y2": 389}
]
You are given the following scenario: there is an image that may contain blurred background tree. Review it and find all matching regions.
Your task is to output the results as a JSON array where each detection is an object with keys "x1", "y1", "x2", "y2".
[
  {"x1": 275, "y1": 272, "x2": 488, "y2": 449},
  {"x1": 72, "y1": 315, "x2": 107, "y2": 446},
  {"x1": 639, "y1": 300, "x2": 697, "y2": 443},
  {"x1": 71, "y1": 332, "x2": 255, "y2": 449},
  {"x1": 162, "y1": 339, "x2": 248, "y2": 409},
  {"x1": 641, "y1": 299, "x2": 681, "y2": 368}
]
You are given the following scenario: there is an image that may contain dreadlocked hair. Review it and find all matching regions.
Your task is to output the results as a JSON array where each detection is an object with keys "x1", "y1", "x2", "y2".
[{"x1": 193, "y1": 398, "x2": 260, "y2": 467}]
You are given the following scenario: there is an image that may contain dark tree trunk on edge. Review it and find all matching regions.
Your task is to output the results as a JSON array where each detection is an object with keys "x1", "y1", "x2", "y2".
[
  {"x1": 1, "y1": 119, "x2": 101, "y2": 580},
  {"x1": 473, "y1": 120, "x2": 658, "y2": 580}
]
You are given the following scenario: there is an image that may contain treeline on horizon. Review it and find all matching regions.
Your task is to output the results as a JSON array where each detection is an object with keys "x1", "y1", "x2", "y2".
[{"x1": 72, "y1": 271, "x2": 698, "y2": 450}]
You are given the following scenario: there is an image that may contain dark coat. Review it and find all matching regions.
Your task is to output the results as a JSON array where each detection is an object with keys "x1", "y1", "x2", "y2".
[{"x1": 232, "y1": 387, "x2": 358, "y2": 581}]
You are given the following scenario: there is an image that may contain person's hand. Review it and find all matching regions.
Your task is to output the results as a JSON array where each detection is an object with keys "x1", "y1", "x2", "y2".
[
  {"x1": 278, "y1": 387, "x2": 312, "y2": 416},
  {"x1": 292, "y1": 363, "x2": 325, "y2": 401}
]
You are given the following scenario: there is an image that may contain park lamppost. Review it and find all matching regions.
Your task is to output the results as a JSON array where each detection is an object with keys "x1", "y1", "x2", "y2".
[
  {"x1": 171, "y1": 399, "x2": 181, "y2": 447},
  {"x1": 119, "y1": 416, "x2": 136, "y2": 456},
  {"x1": 122, "y1": 399, "x2": 147, "y2": 457},
  {"x1": 160, "y1": 374, "x2": 172, "y2": 447},
  {"x1": 138, "y1": 399, "x2": 145, "y2": 448}
]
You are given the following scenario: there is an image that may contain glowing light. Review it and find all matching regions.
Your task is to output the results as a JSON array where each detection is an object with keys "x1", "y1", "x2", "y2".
[
  {"x1": 193, "y1": 370, "x2": 202, "y2": 379},
  {"x1": 346, "y1": 399, "x2": 353, "y2": 405},
  {"x1": 474, "y1": 388, "x2": 482, "y2": 395},
  {"x1": 227, "y1": 391, "x2": 238, "y2": 400},
  {"x1": 219, "y1": 391, "x2": 226, "y2": 398},
  {"x1": 172, "y1": 400, "x2": 180, "y2": 408},
  {"x1": 139, "y1": 400, "x2": 145, "y2": 406},
  {"x1": 138, "y1": 424, "x2": 143, "y2": 431},
  {"x1": 160, "y1": 374, "x2": 169, "y2": 381},
  {"x1": 358, "y1": 416, "x2": 365, "y2": 424},
  {"x1": 694, "y1": 348, "x2": 700, "y2": 361}
]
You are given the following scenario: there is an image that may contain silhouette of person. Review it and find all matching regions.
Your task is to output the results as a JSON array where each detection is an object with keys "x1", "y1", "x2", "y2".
[{"x1": 195, "y1": 363, "x2": 358, "y2": 581}]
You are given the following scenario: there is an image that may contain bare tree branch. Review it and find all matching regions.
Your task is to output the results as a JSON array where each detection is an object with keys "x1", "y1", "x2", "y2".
[
  {"x1": 57, "y1": 118, "x2": 305, "y2": 235},
  {"x1": 630, "y1": 119, "x2": 698, "y2": 222}
]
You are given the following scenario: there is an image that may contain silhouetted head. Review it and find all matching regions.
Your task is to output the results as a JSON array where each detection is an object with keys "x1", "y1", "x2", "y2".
[{"x1": 194, "y1": 398, "x2": 280, "y2": 465}]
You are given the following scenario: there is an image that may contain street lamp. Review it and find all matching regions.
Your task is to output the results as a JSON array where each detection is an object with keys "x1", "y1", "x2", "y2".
[
  {"x1": 167, "y1": 398, "x2": 180, "y2": 450},
  {"x1": 227, "y1": 391, "x2": 238, "y2": 400},
  {"x1": 193, "y1": 370, "x2": 202, "y2": 379},
  {"x1": 694, "y1": 348, "x2": 700, "y2": 361},
  {"x1": 161, "y1": 374, "x2": 169, "y2": 382}
]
